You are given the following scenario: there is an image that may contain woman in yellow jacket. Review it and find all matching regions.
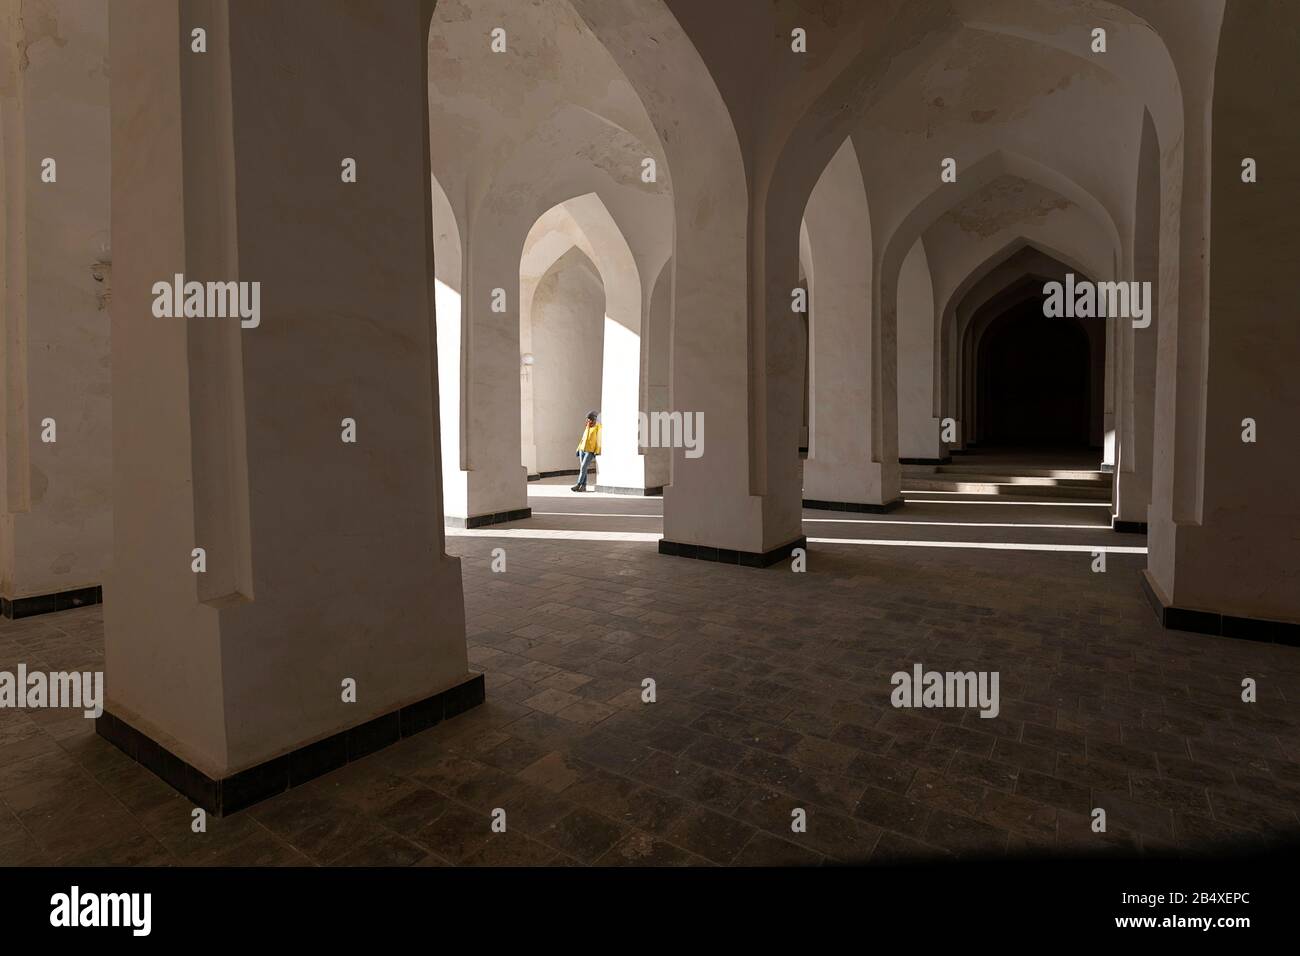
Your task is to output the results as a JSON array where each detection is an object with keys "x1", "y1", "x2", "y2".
[{"x1": 572, "y1": 411, "x2": 601, "y2": 492}]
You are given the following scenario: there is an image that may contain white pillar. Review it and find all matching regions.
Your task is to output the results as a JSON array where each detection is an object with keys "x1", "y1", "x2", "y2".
[
  {"x1": 0, "y1": 0, "x2": 112, "y2": 617},
  {"x1": 102, "y1": 0, "x2": 478, "y2": 811},
  {"x1": 455, "y1": 219, "x2": 530, "y2": 524},
  {"x1": 1115, "y1": 112, "x2": 1160, "y2": 530},
  {"x1": 896, "y1": 241, "x2": 942, "y2": 464},
  {"x1": 802, "y1": 139, "x2": 895, "y2": 508},
  {"x1": 1146, "y1": 3, "x2": 1300, "y2": 630}
]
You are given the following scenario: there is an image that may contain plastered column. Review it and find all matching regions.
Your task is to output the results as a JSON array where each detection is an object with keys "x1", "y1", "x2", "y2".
[
  {"x1": 896, "y1": 241, "x2": 942, "y2": 463},
  {"x1": 1146, "y1": 2, "x2": 1300, "y2": 627},
  {"x1": 567, "y1": 2, "x2": 809, "y2": 562},
  {"x1": 104, "y1": 0, "x2": 475, "y2": 794},
  {"x1": 1146, "y1": 49, "x2": 1214, "y2": 603},
  {"x1": 801, "y1": 139, "x2": 884, "y2": 506},
  {"x1": 870, "y1": 253, "x2": 905, "y2": 508},
  {"x1": 1114, "y1": 113, "x2": 1160, "y2": 529},
  {"x1": 640, "y1": 258, "x2": 672, "y2": 491},
  {"x1": 456, "y1": 217, "x2": 530, "y2": 523},
  {"x1": 0, "y1": 0, "x2": 112, "y2": 614}
]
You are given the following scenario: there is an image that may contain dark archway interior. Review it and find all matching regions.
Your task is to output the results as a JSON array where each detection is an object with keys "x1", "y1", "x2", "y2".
[{"x1": 977, "y1": 298, "x2": 1092, "y2": 447}]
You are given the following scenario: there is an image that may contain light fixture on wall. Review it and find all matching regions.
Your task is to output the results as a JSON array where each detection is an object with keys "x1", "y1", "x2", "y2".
[{"x1": 521, "y1": 353, "x2": 534, "y2": 367}]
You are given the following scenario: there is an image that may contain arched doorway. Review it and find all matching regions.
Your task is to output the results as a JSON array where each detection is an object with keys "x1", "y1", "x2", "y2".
[{"x1": 528, "y1": 247, "x2": 606, "y2": 475}]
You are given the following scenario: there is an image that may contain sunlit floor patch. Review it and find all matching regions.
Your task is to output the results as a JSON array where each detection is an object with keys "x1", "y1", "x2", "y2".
[
  {"x1": 804, "y1": 517, "x2": 1111, "y2": 530},
  {"x1": 807, "y1": 536, "x2": 1146, "y2": 554},
  {"x1": 901, "y1": 496, "x2": 1112, "y2": 507},
  {"x1": 447, "y1": 527, "x2": 661, "y2": 543},
  {"x1": 530, "y1": 511, "x2": 661, "y2": 519}
]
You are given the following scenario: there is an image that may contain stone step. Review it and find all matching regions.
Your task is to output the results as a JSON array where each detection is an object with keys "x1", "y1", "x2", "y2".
[
  {"x1": 901, "y1": 478, "x2": 1112, "y2": 500},
  {"x1": 902, "y1": 467, "x2": 1109, "y2": 487},
  {"x1": 934, "y1": 464, "x2": 1107, "y2": 481},
  {"x1": 927, "y1": 472, "x2": 1107, "y2": 488}
]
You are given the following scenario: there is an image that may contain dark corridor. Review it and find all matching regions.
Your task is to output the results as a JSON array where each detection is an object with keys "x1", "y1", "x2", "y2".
[{"x1": 976, "y1": 299, "x2": 1092, "y2": 447}]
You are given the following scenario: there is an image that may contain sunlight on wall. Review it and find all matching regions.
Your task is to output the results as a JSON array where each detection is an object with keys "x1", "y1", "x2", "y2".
[
  {"x1": 446, "y1": 526, "x2": 1146, "y2": 556},
  {"x1": 530, "y1": 511, "x2": 1110, "y2": 531},
  {"x1": 446, "y1": 528, "x2": 660, "y2": 543},
  {"x1": 598, "y1": 315, "x2": 644, "y2": 488},
  {"x1": 806, "y1": 537, "x2": 1146, "y2": 554},
  {"x1": 435, "y1": 278, "x2": 467, "y2": 516},
  {"x1": 805, "y1": 517, "x2": 1111, "y2": 530}
]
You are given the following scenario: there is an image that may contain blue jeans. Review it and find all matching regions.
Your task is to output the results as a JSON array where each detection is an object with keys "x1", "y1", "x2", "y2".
[{"x1": 576, "y1": 451, "x2": 597, "y2": 488}]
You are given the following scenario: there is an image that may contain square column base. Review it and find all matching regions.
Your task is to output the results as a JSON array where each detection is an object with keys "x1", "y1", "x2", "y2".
[
  {"x1": 1140, "y1": 571, "x2": 1300, "y2": 646},
  {"x1": 1112, "y1": 519, "x2": 1149, "y2": 534},
  {"x1": 1, "y1": 585, "x2": 104, "y2": 619},
  {"x1": 802, "y1": 498, "x2": 904, "y2": 514},
  {"x1": 595, "y1": 485, "x2": 664, "y2": 496},
  {"x1": 445, "y1": 509, "x2": 531, "y2": 529},
  {"x1": 96, "y1": 672, "x2": 485, "y2": 816},
  {"x1": 658, "y1": 536, "x2": 806, "y2": 568}
]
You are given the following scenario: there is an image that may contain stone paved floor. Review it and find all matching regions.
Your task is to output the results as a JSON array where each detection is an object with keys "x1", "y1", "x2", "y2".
[{"x1": 1, "y1": 480, "x2": 1298, "y2": 866}]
